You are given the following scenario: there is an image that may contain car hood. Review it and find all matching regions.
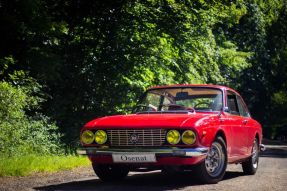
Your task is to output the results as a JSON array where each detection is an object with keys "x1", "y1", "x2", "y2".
[{"x1": 84, "y1": 112, "x2": 216, "y2": 129}]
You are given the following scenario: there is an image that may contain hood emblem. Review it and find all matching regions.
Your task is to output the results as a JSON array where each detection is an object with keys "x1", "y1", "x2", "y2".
[{"x1": 129, "y1": 133, "x2": 139, "y2": 144}]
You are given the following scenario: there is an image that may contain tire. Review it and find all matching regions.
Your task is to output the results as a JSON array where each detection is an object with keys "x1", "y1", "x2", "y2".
[
  {"x1": 242, "y1": 138, "x2": 259, "y2": 175},
  {"x1": 92, "y1": 164, "x2": 129, "y2": 182},
  {"x1": 194, "y1": 136, "x2": 227, "y2": 184}
]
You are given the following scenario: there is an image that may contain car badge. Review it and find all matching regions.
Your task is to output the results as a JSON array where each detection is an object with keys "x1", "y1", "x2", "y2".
[{"x1": 129, "y1": 133, "x2": 139, "y2": 144}]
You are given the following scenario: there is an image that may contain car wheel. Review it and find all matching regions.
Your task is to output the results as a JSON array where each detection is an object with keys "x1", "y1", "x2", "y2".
[
  {"x1": 242, "y1": 138, "x2": 259, "y2": 175},
  {"x1": 195, "y1": 136, "x2": 227, "y2": 184},
  {"x1": 92, "y1": 164, "x2": 129, "y2": 182}
]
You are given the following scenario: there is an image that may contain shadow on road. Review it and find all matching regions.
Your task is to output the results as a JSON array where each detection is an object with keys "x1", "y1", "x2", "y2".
[
  {"x1": 35, "y1": 170, "x2": 244, "y2": 191},
  {"x1": 35, "y1": 143, "x2": 287, "y2": 191}
]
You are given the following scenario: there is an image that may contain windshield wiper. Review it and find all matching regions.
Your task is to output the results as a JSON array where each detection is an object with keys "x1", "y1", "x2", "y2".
[
  {"x1": 160, "y1": 104, "x2": 195, "y2": 113},
  {"x1": 133, "y1": 104, "x2": 157, "y2": 113}
]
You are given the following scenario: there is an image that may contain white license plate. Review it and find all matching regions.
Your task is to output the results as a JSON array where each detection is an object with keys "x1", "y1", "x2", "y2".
[{"x1": 112, "y1": 153, "x2": 156, "y2": 163}]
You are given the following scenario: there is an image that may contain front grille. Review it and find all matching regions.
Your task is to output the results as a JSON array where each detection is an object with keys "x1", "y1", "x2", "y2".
[{"x1": 106, "y1": 129, "x2": 166, "y2": 147}]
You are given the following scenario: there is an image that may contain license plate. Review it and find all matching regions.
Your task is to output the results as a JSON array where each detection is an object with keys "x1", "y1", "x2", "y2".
[{"x1": 112, "y1": 153, "x2": 156, "y2": 163}]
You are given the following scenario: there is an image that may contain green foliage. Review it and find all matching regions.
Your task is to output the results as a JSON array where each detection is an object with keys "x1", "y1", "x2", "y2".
[
  {"x1": 42, "y1": 0, "x2": 251, "y2": 143},
  {"x1": 0, "y1": 57, "x2": 62, "y2": 156},
  {"x1": 227, "y1": 0, "x2": 287, "y2": 137},
  {"x1": 267, "y1": 6, "x2": 287, "y2": 138},
  {"x1": 1, "y1": 0, "x2": 287, "y2": 144},
  {"x1": 0, "y1": 155, "x2": 90, "y2": 176},
  {"x1": 119, "y1": 0, "x2": 250, "y2": 87}
]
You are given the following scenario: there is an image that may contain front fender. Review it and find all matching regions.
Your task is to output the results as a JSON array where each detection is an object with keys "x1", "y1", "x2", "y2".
[{"x1": 197, "y1": 125, "x2": 231, "y2": 157}]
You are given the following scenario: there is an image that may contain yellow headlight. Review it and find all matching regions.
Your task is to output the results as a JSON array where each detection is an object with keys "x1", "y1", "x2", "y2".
[
  {"x1": 95, "y1": 130, "x2": 107, "y2": 144},
  {"x1": 166, "y1": 130, "x2": 180, "y2": 145},
  {"x1": 81, "y1": 130, "x2": 94, "y2": 144},
  {"x1": 182, "y1": 130, "x2": 196, "y2": 145}
]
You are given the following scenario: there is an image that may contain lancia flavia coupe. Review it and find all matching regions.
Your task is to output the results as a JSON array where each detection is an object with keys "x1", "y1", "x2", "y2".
[{"x1": 77, "y1": 84, "x2": 265, "y2": 184}]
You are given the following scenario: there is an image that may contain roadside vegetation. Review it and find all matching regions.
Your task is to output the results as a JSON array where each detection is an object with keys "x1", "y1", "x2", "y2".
[
  {"x1": 0, "y1": 155, "x2": 90, "y2": 176},
  {"x1": 0, "y1": 68, "x2": 90, "y2": 176},
  {"x1": 1, "y1": 0, "x2": 287, "y2": 176}
]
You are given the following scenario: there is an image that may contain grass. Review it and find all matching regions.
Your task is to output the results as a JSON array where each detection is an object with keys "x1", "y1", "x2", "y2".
[{"x1": 0, "y1": 155, "x2": 91, "y2": 176}]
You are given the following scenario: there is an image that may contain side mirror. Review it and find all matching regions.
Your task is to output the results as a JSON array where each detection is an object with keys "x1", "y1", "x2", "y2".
[
  {"x1": 223, "y1": 106, "x2": 229, "y2": 112},
  {"x1": 218, "y1": 106, "x2": 229, "y2": 117}
]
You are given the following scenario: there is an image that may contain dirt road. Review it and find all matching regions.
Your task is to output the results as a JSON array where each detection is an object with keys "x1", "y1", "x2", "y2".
[{"x1": 1, "y1": 144, "x2": 287, "y2": 191}]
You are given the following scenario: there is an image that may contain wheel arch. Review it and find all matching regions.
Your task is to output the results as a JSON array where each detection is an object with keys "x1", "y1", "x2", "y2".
[
  {"x1": 215, "y1": 129, "x2": 227, "y2": 145},
  {"x1": 255, "y1": 132, "x2": 260, "y2": 145},
  {"x1": 213, "y1": 129, "x2": 230, "y2": 156}
]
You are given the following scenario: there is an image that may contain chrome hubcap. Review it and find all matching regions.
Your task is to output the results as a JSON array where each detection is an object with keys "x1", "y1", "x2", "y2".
[
  {"x1": 252, "y1": 140, "x2": 259, "y2": 168},
  {"x1": 205, "y1": 142, "x2": 225, "y2": 177}
]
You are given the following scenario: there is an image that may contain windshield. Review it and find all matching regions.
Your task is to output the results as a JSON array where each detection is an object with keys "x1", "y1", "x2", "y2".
[{"x1": 135, "y1": 87, "x2": 223, "y2": 113}]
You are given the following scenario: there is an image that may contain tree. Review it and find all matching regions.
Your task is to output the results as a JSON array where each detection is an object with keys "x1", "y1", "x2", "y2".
[
  {"x1": 1, "y1": 0, "x2": 286, "y2": 144},
  {"x1": 228, "y1": 0, "x2": 286, "y2": 138}
]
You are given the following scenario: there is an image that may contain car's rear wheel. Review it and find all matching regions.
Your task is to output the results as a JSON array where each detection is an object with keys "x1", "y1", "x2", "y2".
[
  {"x1": 92, "y1": 164, "x2": 129, "y2": 182},
  {"x1": 195, "y1": 136, "x2": 227, "y2": 184},
  {"x1": 242, "y1": 138, "x2": 259, "y2": 175}
]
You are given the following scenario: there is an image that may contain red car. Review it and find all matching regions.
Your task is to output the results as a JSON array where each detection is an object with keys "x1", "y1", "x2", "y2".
[{"x1": 77, "y1": 84, "x2": 265, "y2": 184}]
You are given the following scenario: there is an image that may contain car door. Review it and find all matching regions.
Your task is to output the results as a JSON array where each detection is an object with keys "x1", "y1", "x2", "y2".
[
  {"x1": 226, "y1": 91, "x2": 247, "y2": 157},
  {"x1": 236, "y1": 95, "x2": 252, "y2": 156}
]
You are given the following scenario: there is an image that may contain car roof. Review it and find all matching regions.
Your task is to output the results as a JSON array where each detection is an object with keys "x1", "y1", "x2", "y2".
[{"x1": 148, "y1": 84, "x2": 240, "y2": 95}]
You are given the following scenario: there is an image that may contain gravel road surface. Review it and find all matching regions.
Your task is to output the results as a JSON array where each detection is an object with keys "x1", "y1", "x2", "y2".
[{"x1": 1, "y1": 144, "x2": 286, "y2": 191}]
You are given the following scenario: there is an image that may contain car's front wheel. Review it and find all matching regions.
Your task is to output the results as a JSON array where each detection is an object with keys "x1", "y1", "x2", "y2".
[
  {"x1": 92, "y1": 164, "x2": 129, "y2": 182},
  {"x1": 242, "y1": 138, "x2": 259, "y2": 175},
  {"x1": 195, "y1": 136, "x2": 227, "y2": 184}
]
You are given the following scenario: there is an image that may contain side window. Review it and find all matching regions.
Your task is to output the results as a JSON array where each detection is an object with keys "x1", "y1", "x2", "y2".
[
  {"x1": 163, "y1": 96, "x2": 172, "y2": 105},
  {"x1": 227, "y1": 91, "x2": 240, "y2": 115},
  {"x1": 144, "y1": 93, "x2": 161, "y2": 107},
  {"x1": 237, "y1": 96, "x2": 251, "y2": 118}
]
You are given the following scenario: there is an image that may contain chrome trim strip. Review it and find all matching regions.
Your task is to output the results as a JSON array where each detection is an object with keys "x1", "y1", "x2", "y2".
[{"x1": 77, "y1": 147, "x2": 208, "y2": 157}]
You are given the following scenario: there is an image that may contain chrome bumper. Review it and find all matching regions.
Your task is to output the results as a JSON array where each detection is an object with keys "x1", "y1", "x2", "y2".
[
  {"x1": 260, "y1": 144, "x2": 266, "y2": 152},
  {"x1": 77, "y1": 147, "x2": 208, "y2": 157}
]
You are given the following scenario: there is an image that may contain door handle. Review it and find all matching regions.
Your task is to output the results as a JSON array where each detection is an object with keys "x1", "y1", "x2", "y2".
[{"x1": 243, "y1": 119, "x2": 248, "y2": 125}]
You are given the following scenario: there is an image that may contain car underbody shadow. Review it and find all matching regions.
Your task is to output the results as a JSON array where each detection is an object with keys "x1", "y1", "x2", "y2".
[{"x1": 34, "y1": 170, "x2": 244, "y2": 191}]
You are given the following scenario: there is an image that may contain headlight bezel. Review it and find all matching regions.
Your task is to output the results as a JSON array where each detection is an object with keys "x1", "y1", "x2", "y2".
[
  {"x1": 81, "y1": 130, "x2": 95, "y2": 144},
  {"x1": 181, "y1": 130, "x2": 196, "y2": 145},
  {"x1": 166, "y1": 129, "x2": 181, "y2": 145},
  {"x1": 166, "y1": 129, "x2": 197, "y2": 145},
  {"x1": 94, "y1": 130, "x2": 108, "y2": 145}
]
